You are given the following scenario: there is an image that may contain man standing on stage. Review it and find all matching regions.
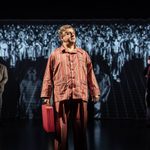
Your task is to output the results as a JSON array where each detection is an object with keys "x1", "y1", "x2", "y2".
[{"x1": 41, "y1": 24, "x2": 100, "y2": 150}]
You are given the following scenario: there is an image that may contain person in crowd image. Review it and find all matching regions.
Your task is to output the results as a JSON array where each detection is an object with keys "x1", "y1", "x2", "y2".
[
  {"x1": 0, "y1": 60, "x2": 8, "y2": 124},
  {"x1": 93, "y1": 64, "x2": 111, "y2": 119},
  {"x1": 19, "y1": 67, "x2": 42, "y2": 119},
  {"x1": 144, "y1": 56, "x2": 150, "y2": 123},
  {"x1": 41, "y1": 24, "x2": 101, "y2": 150}
]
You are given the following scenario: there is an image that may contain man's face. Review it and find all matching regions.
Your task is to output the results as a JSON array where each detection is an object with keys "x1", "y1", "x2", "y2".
[
  {"x1": 148, "y1": 59, "x2": 150, "y2": 64},
  {"x1": 61, "y1": 28, "x2": 76, "y2": 44}
]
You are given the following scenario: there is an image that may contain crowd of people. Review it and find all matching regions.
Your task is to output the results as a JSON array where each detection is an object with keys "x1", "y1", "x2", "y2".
[
  {"x1": 0, "y1": 23, "x2": 150, "y2": 82},
  {"x1": 0, "y1": 22, "x2": 150, "y2": 121}
]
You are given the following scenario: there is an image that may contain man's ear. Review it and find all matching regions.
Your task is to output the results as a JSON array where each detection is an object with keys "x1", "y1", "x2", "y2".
[{"x1": 60, "y1": 35, "x2": 63, "y2": 42}]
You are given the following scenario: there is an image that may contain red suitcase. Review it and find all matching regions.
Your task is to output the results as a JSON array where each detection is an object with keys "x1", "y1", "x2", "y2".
[{"x1": 42, "y1": 104, "x2": 55, "y2": 132}]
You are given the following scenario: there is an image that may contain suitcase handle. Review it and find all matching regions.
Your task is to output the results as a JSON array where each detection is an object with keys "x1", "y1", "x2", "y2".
[{"x1": 42, "y1": 98, "x2": 53, "y2": 106}]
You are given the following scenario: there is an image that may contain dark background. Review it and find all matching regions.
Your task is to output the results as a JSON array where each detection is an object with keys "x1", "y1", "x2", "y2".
[{"x1": 0, "y1": 0, "x2": 149, "y2": 20}]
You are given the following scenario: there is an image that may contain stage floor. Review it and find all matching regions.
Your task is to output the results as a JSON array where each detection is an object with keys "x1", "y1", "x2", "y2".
[{"x1": 0, "y1": 119, "x2": 150, "y2": 150}]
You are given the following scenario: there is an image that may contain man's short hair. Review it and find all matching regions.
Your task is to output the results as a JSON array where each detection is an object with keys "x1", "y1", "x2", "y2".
[{"x1": 58, "y1": 24, "x2": 74, "y2": 37}]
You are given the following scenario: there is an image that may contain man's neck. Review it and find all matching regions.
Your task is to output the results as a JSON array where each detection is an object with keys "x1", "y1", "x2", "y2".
[{"x1": 63, "y1": 43, "x2": 76, "y2": 51}]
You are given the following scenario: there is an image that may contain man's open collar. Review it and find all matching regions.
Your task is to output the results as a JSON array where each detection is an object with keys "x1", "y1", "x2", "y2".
[{"x1": 59, "y1": 45, "x2": 83, "y2": 54}]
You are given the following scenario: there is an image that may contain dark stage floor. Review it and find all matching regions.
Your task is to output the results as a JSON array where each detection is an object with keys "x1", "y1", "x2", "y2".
[{"x1": 0, "y1": 119, "x2": 150, "y2": 150}]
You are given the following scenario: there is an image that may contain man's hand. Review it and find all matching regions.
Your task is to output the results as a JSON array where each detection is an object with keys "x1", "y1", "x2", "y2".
[
  {"x1": 92, "y1": 95, "x2": 100, "y2": 102},
  {"x1": 44, "y1": 98, "x2": 50, "y2": 104}
]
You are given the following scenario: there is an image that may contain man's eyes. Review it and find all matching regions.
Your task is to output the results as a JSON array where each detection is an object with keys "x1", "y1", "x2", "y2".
[{"x1": 65, "y1": 32, "x2": 75, "y2": 35}]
